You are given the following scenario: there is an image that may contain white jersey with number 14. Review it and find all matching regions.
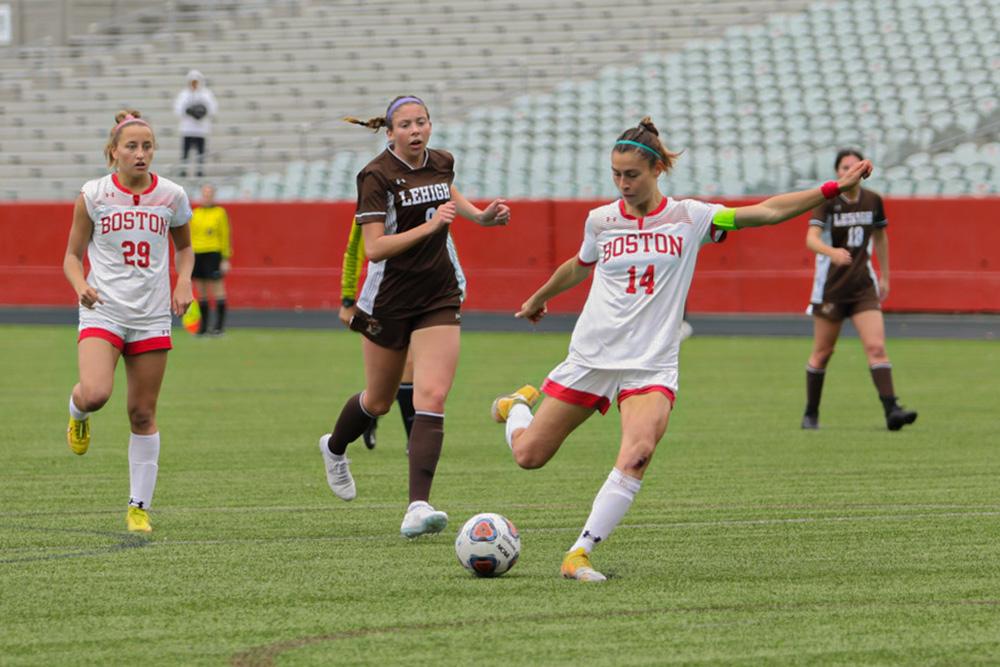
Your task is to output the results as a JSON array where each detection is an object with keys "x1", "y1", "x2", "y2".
[
  {"x1": 80, "y1": 173, "x2": 192, "y2": 330},
  {"x1": 567, "y1": 197, "x2": 725, "y2": 380}
]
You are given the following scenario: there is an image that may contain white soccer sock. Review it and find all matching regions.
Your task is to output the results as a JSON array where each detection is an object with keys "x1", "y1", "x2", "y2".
[
  {"x1": 505, "y1": 403, "x2": 533, "y2": 450},
  {"x1": 69, "y1": 395, "x2": 89, "y2": 420},
  {"x1": 571, "y1": 468, "x2": 642, "y2": 554},
  {"x1": 128, "y1": 432, "x2": 160, "y2": 509}
]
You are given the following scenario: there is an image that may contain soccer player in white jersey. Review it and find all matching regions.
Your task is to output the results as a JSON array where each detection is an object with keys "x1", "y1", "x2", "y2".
[
  {"x1": 491, "y1": 117, "x2": 874, "y2": 582},
  {"x1": 63, "y1": 109, "x2": 194, "y2": 533}
]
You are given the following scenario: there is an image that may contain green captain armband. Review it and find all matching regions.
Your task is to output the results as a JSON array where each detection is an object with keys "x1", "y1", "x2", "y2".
[{"x1": 712, "y1": 208, "x2": 737, "y2": 231}]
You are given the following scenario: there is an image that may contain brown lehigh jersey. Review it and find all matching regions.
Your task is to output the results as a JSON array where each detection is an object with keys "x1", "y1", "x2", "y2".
[
  {"x1": 808, "y1": 187, "x2": 888, "y2": 304},
  {"x1": 353, "y1": 148, "x2": 461, "y2": 319}
]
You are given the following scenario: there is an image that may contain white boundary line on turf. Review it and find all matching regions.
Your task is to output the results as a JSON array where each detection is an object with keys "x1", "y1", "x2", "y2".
[
  {"x1": 3, "y1": 502, "x2": 998, "y2": 519},
  {"x1": 13, "y1": 508, "x2": 988, "y2": 549}
]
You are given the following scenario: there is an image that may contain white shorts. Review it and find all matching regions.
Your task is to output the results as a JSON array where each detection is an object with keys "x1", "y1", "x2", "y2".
[
  {"x1": 78, "y1": 310, "x2": 172, "y2": 356},
  {"x1": 541, "y1": 360, "x2": 676, "y2": 415}
]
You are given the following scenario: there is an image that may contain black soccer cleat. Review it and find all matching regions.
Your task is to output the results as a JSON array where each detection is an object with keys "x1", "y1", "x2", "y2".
[
  {"x1": 801, "y1": 413, "x2": 819, "y2": 430},
  {"x1": 886, "y1": 405, "x2": 918, "y2": 431},
  {"x1": 362, "y1": 418, "x2": 378, "y2": 449}
]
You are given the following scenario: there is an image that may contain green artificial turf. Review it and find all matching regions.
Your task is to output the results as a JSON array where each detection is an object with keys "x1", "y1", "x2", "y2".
[{"x1": 1, "y1": 325, "x2": 997, "y2": 666}]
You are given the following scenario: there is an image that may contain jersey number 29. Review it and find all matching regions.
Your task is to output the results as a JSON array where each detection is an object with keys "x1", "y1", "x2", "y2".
[{"x1": 122, "y1": 241, "x2": 151, "y2": 268}]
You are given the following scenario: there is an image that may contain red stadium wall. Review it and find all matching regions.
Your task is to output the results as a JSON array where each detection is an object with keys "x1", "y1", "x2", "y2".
[{"x1": 2, "y1": 198, "x2": 998, "y2": 313}]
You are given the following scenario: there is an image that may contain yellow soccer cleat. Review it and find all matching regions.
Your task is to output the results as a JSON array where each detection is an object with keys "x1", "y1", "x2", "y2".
[
  {"x1": 490, "y1": 385, "x2": 540, "y2": 423},
  {"x1": 66, "y1": 416, "x2": 91, "y2": 455},
  {"x1": 560, "y1": 547, "x2": 607, "y2": 582},
  {"x1": 126, "y1": 506, "x2": 152, "y2": 533}
]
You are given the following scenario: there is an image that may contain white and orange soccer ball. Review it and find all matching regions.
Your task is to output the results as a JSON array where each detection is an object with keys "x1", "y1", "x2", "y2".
[{"x1": 455, "y1": 513, "x2": 520, "y2": 578}]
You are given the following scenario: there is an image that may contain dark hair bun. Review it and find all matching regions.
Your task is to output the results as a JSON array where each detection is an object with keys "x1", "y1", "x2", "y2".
[{"x1": 638, "y1": 116, "x2": 660, "y2": 136}]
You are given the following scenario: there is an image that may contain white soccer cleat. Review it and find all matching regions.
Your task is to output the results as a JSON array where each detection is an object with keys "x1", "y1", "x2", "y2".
[
  {"x1": 400, "y1": 501, "x2": 448, "y2": 538},
  {"x1": 318, "y1": 435, "x2": 356, "y2": 501}
]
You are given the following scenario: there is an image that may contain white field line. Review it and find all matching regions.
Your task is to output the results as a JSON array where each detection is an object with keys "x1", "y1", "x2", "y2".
[{"x1": 8, "y1": 508, "x2": 993, "y2": 549}]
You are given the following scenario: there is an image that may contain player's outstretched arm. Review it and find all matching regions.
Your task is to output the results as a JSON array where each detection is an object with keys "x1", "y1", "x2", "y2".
[
  {"x1": 515, "y1": 256, "x2": 592, "y2": 323},
  {"x1": 729, "y1": 159, "x2": 873, "y2": 229},
  {"x1": 450, "y1": 186, "x2": 509, "y2": 227}
]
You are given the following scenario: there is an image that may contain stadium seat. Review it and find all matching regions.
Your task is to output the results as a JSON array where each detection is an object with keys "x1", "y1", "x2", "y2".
[{"x1": 4, "y1": 0, "x2": 998, "y2": 200}]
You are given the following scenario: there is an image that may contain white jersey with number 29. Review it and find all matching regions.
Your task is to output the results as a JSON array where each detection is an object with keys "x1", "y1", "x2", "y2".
[
  {"x1": 567, "y1": 197, "x2": 725, "y2": 383},
  {"x1": 80, "y1": 173, "x2": 192, "y2": 330}
]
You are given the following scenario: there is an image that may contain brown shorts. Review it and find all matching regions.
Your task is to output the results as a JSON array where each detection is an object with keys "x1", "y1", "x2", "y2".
[
  {"x1": 809, "y1": 296, "x2": 881, "y2": 322},
  {"x1": 349, "y1": 306, "x2": 461, "y2": 349}
]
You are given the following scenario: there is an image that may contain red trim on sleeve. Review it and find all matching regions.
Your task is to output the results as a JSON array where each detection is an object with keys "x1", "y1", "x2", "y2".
[
  {"x1": 709, "y1": 225, "x2": 728, "y2": 243},
  {"x1": 541, "y1": 378, "x2": 611, "y2": 415},
  {"x1": 124, "y1": 336, "x2": 172, "y2": 356},
  {"x1": 79, "y1": 327, "x2": 124, "y2": 351},
  {"x1": 576, "y1": 256, "x2": 597, "y2": 267},
  {"x1": 618, "y1": 385, "x2": 676, "y2": 408}
]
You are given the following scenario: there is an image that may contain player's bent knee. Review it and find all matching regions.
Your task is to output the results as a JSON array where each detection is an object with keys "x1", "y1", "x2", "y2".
[
  {"x1": 512, "y1": 449, "x2": 546, "y2": 470},
  {"x1": 78, "y1": 387, "x2": 112, "y2": 412},
  {"x1": 414, "y1": 389, "x2": 448, "y2": 414},
  {"x1": 128, "y1": 408, "x2": 156, "y2": 432},
  {"x1": 814, "y1": 348, "x2": 835, "y2": 365},
  {"x1": 364, "y1": 398, "x2": 393, "y2": 416},
  {"x1": 620, "y1": 442, "x2": 656, "y2": 474},
  {"x1": 511, "y1": 431, "x2": 558, "y2": 470},
  {"x1": 865, "y1": 345, "x2": 887, "y2": 361}
]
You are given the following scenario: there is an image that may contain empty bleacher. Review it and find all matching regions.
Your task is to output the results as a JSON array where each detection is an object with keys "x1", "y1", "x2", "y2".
[{"x1": 1, "y1": 0, "x2": 997, "y2": 201}]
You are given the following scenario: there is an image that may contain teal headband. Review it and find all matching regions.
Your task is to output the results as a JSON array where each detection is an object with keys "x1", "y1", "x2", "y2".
[{"x1": 615, "y1": 139, "x2": 661, "y2": 159}]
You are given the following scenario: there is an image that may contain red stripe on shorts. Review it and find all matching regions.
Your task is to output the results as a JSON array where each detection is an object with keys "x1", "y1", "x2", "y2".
[
  {"x1": 617, "y1": 385, "x2": 676, "y2": 408},
  {"x1": 541, "y1": 378, "x2": 611, "y2": 415},
  {"x1": 79, "y1": 327, "x2": 124, "y2": 351},
  {"x1": 124, "y1": 336, "x2": 172, "y2": 356}
]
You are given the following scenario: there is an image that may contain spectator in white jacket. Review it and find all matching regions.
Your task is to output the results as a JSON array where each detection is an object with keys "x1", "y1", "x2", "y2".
[{"x1": 173, "y1": 69, "x2": 218, "y2": 178}]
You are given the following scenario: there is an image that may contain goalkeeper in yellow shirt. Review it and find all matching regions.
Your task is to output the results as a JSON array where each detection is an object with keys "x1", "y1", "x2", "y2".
[
  {"x1": 339, "y1": 218, "x2": 415, "y2": 450},
  {"x1": 190, "y1": 184, "x2": 232, "y2": 335}
]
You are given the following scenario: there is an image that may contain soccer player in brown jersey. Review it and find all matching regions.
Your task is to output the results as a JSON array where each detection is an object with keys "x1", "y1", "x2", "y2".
[
  {"x1": 338, "y1": 218, "x2": 416, "y2": 452},
  {"x1": 318, "y1": 95, "x2": 510, "y2": 538},
  {"x1": 802, "y1": 149, "x2": 918, "y2": 431}
]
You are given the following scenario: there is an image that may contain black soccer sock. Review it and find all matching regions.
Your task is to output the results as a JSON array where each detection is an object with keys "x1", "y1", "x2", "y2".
[
  {"x1": 396, "y1": 383, "x2": 415, "y2": 439},
  {"x1": 805, "y1": 365, "x2": 826, "y2": 417},
  {"x1": 870, "y1": 364, "x2": 897, "y2": 414},
  {"x1": 328, "y1": 393, "x2": 375, "y2": 456},
  {"x1": 215, "y1": 299, "x2": 227, "y2": 332},
  {"x1": 198, "y1": 299, "x2": 210, "y2": 334},
  {"x1": 407, "y1": 413, "x2": 444, "y2": 502}
]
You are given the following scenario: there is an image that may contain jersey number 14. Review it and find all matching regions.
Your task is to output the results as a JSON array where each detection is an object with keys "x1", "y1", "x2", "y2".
[{"x1": 625, "y1": 265, "x2": 655, "y2": 294}]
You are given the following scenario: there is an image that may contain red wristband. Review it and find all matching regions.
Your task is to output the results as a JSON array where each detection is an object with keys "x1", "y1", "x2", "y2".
[{"x1": 820, "y1": 181, "x2": 841, "y2": 199}]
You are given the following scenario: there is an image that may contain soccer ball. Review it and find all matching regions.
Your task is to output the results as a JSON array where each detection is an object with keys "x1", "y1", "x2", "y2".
[{"x1": 455, "y1": 513, "x2": 521, "y2": 577}]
